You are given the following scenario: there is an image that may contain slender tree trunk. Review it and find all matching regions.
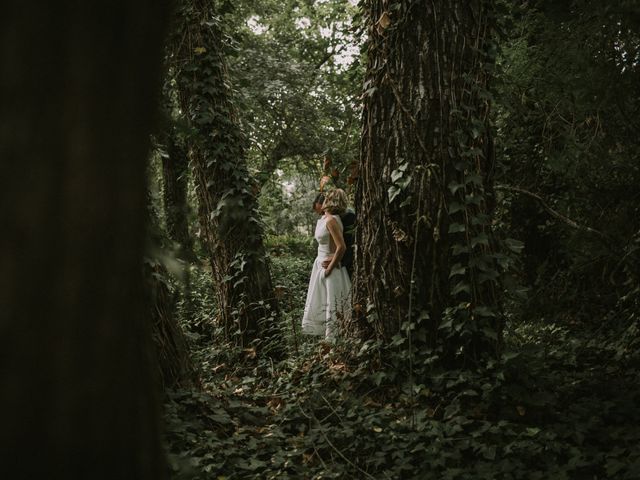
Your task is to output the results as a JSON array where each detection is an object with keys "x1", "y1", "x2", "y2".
[
  {"x1": 162, "y1": 130, "x2": 194, "y2": 255},
  {"x1": 169, "y1": 0, "x2": 281, "y2": 353},
  {"x1": 354, "y1": 0, "x2": 501, "y2": 363},
  {"x1": 0, "y1": 1, "x2": 171, "y2": 477}
]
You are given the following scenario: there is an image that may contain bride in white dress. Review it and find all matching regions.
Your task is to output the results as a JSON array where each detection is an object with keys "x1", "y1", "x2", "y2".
[{"x1": 302, "y1": 189, "x2": 352, "y2": 340}]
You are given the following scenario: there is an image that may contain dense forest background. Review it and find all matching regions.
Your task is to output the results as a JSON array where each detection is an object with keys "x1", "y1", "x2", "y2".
[{"x1": 2, "y1": 0, "x2": 639, "y2": 478}]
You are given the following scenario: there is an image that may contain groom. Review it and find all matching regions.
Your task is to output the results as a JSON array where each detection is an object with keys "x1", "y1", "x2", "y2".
[{"x1": 312, "y1": 193, "x2": 356, "y2": 278}]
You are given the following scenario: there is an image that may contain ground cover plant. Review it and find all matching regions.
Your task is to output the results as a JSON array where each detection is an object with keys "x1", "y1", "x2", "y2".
[{"x1": 162, "y1": 240, "x2": 640, "y2": 479}]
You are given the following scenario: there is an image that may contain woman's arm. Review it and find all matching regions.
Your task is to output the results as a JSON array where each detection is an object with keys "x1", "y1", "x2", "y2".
[{"x1": 324, "y1": 216, "x2": 346, "y2": 277}]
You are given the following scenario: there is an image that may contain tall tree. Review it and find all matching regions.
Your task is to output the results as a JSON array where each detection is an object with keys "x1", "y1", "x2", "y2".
[
  {"x1": 169, "y1": 0, "x2": 281, "y2": 352},
  {"x1": 353, "y1": 0, "x2": 501, "y2": 363},
  {"x1": 0, "y1": 1, "x2": 171, "y2": 477}
]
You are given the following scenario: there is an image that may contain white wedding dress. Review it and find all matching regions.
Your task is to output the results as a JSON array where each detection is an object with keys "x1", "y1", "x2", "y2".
[{"x1": 301, "y1": 214, "x2": 352, "y2": 340}]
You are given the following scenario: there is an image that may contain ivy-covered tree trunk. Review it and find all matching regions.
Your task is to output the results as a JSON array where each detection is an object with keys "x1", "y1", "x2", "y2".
[
  {"x1": 353, "y1": 0, "x2": 501, "y2": 363},
  {"x1": 0, "y1": 0, "x2": 171, "y2": 477},
  {"x1": 170, "y1": 0, "x2": 281, "y2": 352},
  {"x1": 162, "y1": 131, "x2": 194, "y2": 256}
]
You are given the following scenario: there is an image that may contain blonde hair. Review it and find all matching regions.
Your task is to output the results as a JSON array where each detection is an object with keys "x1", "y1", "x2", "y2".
[{"x1": 322, "y1": 188, "x2": 348, "y2": 215}]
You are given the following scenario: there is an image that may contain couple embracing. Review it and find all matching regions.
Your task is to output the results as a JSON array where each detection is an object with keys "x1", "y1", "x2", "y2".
[{"x1": 301, "y1": 189, "x2": 355, "y2": 341}]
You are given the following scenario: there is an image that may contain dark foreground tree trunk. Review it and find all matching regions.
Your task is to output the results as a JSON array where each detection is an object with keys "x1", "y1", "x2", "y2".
[
  {"x1": 354, "y1": 0, "x2": 501, "y2": 364},
  {"x1": 0, "y1": 1, "x2": 171, "y2": 478},
  {"x1": 169, "y1": 0, "x2": 281, "y2": 354}
]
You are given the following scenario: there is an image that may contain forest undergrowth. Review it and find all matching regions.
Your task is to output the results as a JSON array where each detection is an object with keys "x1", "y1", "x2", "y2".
[{"x1": 164, "y1": 237, "x2": 640, "y2": 480}]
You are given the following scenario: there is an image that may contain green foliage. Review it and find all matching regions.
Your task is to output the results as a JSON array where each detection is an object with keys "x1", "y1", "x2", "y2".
[
  {"x1": 164, "y1": 236, "x2": 640, "y2": 479},
  {"x1": 258, "y1": 173, "x2": 321, "y2": 237},
  {"x1": 175, "y1": 263, "x2": 218, "y2": 343},
  {"x1": 494, "y1": 0, "x2": 640, "y2": 326},
  {"x1": 165, "y1": 323, "x2": 640, "y2": 479},
  {"x1": 221, "y1": 0, "x2": 363, "y2": 196},
  {"x1": 265, "y1": 234, "x2": 315, "y2": 353}
]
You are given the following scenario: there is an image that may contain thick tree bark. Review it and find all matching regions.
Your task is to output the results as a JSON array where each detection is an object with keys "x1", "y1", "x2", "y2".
[
  {"x1": 170, "y1": 0, "x2": 281, "y2": 353},
  {"x1": 354, "y1": 0, "x2": 500, "y2": 362},
  {"x1": 0, "y1": 1, "x2": 171, "y2": 478}
]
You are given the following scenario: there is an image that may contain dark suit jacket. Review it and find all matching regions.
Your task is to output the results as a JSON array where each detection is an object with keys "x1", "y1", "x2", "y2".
[{"x1": 340, "y1": 209, "x2": 356, "y2": 277}]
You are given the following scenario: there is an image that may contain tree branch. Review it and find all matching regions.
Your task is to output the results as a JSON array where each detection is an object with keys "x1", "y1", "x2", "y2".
[{"x1": 495, "y1": 184, "x2": 608, "y2": 241}]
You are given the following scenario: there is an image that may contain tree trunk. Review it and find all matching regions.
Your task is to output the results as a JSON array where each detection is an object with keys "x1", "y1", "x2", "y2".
[
  {"x1": 0, "y1": 1, "x2": 171, "y2": 477},
  {"x1": 147, "y1": 259, "x2": 197, "y2": 389},
  {"x1": 170, "y1": 0, "x2": 281, "y2": 354},
  {"x1": 162, "y1": 130, "x2": 195, "y2": 256},
  {"x1": 353, "y1": 0, "x2": 501, "y2": 363}
]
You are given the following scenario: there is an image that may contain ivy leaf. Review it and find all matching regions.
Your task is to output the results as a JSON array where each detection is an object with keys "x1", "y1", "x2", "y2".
[
  {"x1": 399, "y1": 195, "x2": 413, "y2": 207},
  {"x1": 452, "y1": 281, "x2": 471, "y2": 295},
  {"x1": 388, "y1": 185, "x2": 401, "y2": 203},
  {"x1": 493, "y1": 253, "x2": 513, "y2": 269},
  {"x1": 391, "y1": 168, "x2": 404, "y2": 183},
  {"x1": 464, "y1": 173, "x2": 483, "y2": 186},
  {"x1": 465, "y1": 193, "x2": 482, "y2": 205},
  {"x1": 471, "y1": 232, "x2": 489, "y2": 248},
  {"x1": 449, "y1": 263, "x2": 466, "y2": 278},
  {"x1": 478, "y1": 270, "x2": 499, "y2": 283},
  {"x1": 391, "y1": 163, "x2": 408, "y2": 182},
  {"x1": 439, "y1": 317, "x2": 453, "y2": 330},
  {"x1": 472, "y1": 213, "x2": 491, "y2": 226},
  {"x1": 448, "y1": 181, "x2": 465, "y2": 195},
  {"x1": 505, "y1": 238, "x2": 524, "y2": 253},
  {"x1": 451, "y1": 244, "x2": 469, "y2": 255},
  {"x1": 449, "y1": 202, "x2": 465, "y2": 214},
  {"x1": 482, "y1": 327, "x2": 498, "y2": 340},
  {"x1": 448, "y1": 223, "x2": 466, "y2": 233},
  {"x1": 397, "y1": 174, "x2": 412, "y2": 188},
  {"x1": 473, "y1": 306, "x2": 496, "y2": 317}
]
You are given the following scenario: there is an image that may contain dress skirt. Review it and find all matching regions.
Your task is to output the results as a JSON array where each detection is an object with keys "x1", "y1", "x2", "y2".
[{"x1": 301, "y1": 257, "x2": 351, "y2": 340}]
